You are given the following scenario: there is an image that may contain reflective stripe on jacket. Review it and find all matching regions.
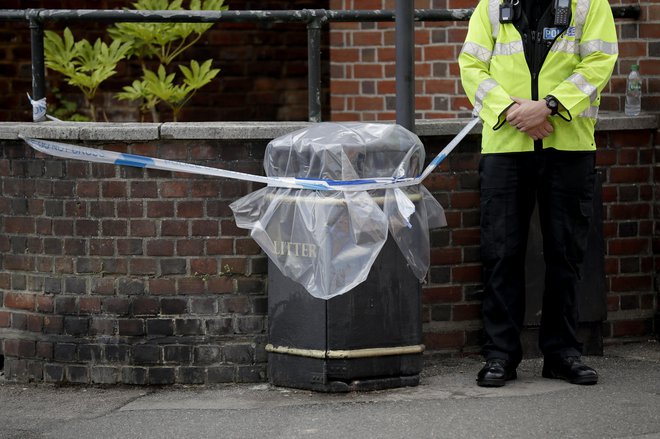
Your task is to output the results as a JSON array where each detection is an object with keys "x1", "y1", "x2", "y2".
[{"x1": 458, "y1": 0, "x2": 618, "y2": 153}]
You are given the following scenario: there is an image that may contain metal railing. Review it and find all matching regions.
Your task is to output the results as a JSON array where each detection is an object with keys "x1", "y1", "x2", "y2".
[{"x1": 0, "y1": 6, "x2": 641, "y2": 130}]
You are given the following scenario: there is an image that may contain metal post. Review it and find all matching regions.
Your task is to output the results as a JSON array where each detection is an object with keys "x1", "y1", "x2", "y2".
[
  {"x1": 28, "y1": 10, "x2": 46, "y2": 122},
  {"x1": 395, "y1": 0, "x2": 415, "y2": 132},
  {"x1": 307, "y1": 16, "x2": 324, "y2": 123}
]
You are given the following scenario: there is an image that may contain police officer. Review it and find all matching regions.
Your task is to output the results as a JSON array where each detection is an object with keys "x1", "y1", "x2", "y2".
[{"x1": 458, "y1": 0, "x2": 618, "y2": 387}]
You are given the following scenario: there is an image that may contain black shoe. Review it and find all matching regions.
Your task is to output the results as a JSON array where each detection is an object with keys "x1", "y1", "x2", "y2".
[
  {"x1": 476, "y1": 358, "x2": 517, "y2": 387},
  {"x1": 542, "y1": 356, "x2": 598, "y2": 385}
]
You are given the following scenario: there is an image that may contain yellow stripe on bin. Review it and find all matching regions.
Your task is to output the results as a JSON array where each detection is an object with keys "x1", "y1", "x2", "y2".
[{"x1": 265, "y1": 344, "x2": 425, "y2": 359}]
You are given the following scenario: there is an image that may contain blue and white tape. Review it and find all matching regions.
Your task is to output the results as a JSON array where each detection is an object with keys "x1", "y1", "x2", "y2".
[{"x1": 21, "y1": 117, "x2": 479, "y2": 192}]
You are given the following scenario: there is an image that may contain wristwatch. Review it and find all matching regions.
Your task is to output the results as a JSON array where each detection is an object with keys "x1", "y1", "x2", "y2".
[{"x1": 544, "y1": 95, "x2": 559, "y2": 116}]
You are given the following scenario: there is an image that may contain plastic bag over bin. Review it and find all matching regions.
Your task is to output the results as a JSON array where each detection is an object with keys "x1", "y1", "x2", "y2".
[{"x1": 230, "y1": 122, "x2": 447, "y2": 300}]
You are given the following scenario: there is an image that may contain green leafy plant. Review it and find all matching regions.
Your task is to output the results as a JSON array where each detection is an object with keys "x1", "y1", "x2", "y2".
[
  {"x1": 110, "y1": 0, "x2": 226, "y2": 121},
  {"x1": 44, "y1": 28, "x2": 131, "y2": 121},
  {"x1": 118, "y1": 61, "x2": 219, "y2": 121},
  {"x1": 47, "y1": 87, "x2": 91, "y2": 121}
]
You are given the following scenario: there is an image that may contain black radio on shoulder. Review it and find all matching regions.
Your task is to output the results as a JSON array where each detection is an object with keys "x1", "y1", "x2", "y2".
[
  {"x1": 553, "y1": 0, "x2": 571, "y2": 26},
  {"x1": 499, "y1": 0, "x2": 517, "y2": 23}
]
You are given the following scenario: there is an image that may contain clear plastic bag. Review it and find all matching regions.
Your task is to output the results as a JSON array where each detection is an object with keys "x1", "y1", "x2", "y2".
[{"x1": 230, "y1": 122, "x2": 446, "y2": 299}]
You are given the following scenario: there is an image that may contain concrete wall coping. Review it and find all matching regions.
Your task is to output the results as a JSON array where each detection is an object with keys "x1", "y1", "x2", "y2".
[{"x1": 0, "y1": 112, "x2": 656, "y2": 141}]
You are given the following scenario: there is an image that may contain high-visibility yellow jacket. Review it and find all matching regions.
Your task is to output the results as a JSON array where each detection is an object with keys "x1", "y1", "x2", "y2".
[{"x1": 458, "y1": 0, "x2": 618, "y2": 153}]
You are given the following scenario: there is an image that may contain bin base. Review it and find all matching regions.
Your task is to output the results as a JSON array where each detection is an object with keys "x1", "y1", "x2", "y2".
[{"x1": 268, "y1": 352, "x2": 421, "y2": 393}]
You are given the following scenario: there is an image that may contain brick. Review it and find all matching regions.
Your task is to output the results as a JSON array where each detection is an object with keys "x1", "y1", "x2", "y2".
[
  {"x1": 91, "y1": 366, "x2": 118, "y2": 384},
  {"x1": 611, "y1": 319, "x2": 651, "y2": 338},
  {"x1": 118, "y1": 278, "x2": 145, "y2": 295},
  {"x1": 423, "y1": 331, "x2": 465, "y2": 350},
  {"x1": 132, "y1": 297, "x2": 160, "y2": 315},
  {"x1": 223, "y1": 344, "x2": 253, "y2": 364},
  {"x1": 148, "y1": 279, "x2": 177, "y2": 295},
  {"x1": 79, "y1": 297, "x2": 101, "y2": 314},
  {"x1": 175, "y1": 318, "x2": 204, "y2": 335},
  {"x1": 11, "y1": 312, "x2": 27, "y2": 331},
  {"x1": 453, "y1": 303, "x2": 482, "y2": 321},
  {"x1": 102, "y1": 181, "x2": 127, "y2": 198},
  {"x1": 78, "y1": 344, "x2": 102, "y2": 362},
  {"x1": 91, "y1": 277, "x2": 115, "y2": 295},
  {"x1": 122, "y1": 367, "x2": 148, "y2": 385},
  {"x1": 221, "y1": 297, "x2": 251, "y2": 314},
  {"x1": 161, "y1": 298, "x2": 187, "y2": 314},
  {"x1": 4, "y1": 292, "x2": 35, "y2": 310},
  {"x1": 64, "y1": 317, "x2": 89, "y2": 336},
  {"x1": 130, "y1": 181, "x2": 158, "y2": 198},
  {"x1": 43, "y1": 315, "x2": 63, "y2": 334},
  {"x1": 207, "y1": 239, "x2": 233, "y2": 255},
  {"x1": 55, "y1": 296, "x2": 77, "y2": 315},
  {"x1": 431, "y1": 305, "x2": 451, "y2": 321},
  {"x1": 103, "y1": 297, "x2": 130, "y2": 316},
  {"x1": 178, "y1": 278, "x2": 205, "y2": 295},
  {"x1": 132, "y1": 345, "x2": 160, "y2": 365},
  {"x1": 191, "y1": 258, "x2": 217, "y2": 275},
  {"x1": 205, "y1": 317, "x2": 233, "y2": 336},
  {"x1": 177, "y1": 239, "x2": 204, "y2": 256},
  {"x1": 117, "y1": 201, "x2": 143, "y2": 218},
  {"x1": 164, "y1": 345, "x2": 192, "y2": 364},
  {"x1": 64, "y1": 277, "x2": 87, "y2": 294},
  {"x1": 147, "y1": 319, "x2": 174, "y2": 336},
  {"x1": 190, "y1": 297, "x2": 216, "y2": 314},
  {"x1": 235, "y1": 365, "x2": 265, "y2": 383},
  {"x1": 36, "y1": 341, "x2": 53, "y2": 360},
  {"x1": 610, "y1": 275, "x2": 652, "y2": 292},
  {"x1": 130, "y1": 220, "x2": 157, "y2": 237},
  {"x1": 89, "y1": 239, "x2": 114, "y2": 256},
  {"x1": 118, "y1": 319, "x2": 145, "y2": 336},
  {"x1": 194, "y1": 346, "x2": 222, "y2": 365},
  {"x1": 4, "y1": 216, "x2": 35, "y2": 234},
  {"x1": 129, "y1": 258, "x2": 158, "y2": 275},
  {"x1": 117, "y1": 239, "x2": 144, "y2": 256},
  {"x1": 149, "y1": 368, "x2": 176, "y2": 385},
  {"x1": 65, "y1": 365, "x2": 89, "y2": 384},
  {"x1": 147, "y1": 240, "x2": 175, "y2": 257},
  {"x1": 177, "y1": 367, "x2": 206, "y2": 384},
  {"x1": 161, "y1": 220, "x2": 188, "y2": 236},
  {"x1": 76, "y1": 258, "x2": 103, "y2": 274},
  {"x1": 451, "y1": 264, "x2": 481, "y2": 283},
  {"x1": 102, "y1": 220, "x2": 128, "y2": 236},
  {"x1": 177, "y1": 201, "x2": 204, "y2": 218},
  {"x1": 160, "y1": 181, "x2": 189, "y2": 198},
  {"x1": 90, "y1": 318, "x2": 115, "y2": 336},
  {"x1": 0, "y1": 311, "x2": 10, "y2": 327},
  {"x1": 191, "y1": 181, "x2": 219, "y2": 197},
  {"x1": 105, "y1": 344, "x2": 130, "y2": 363},
  {"x1": 235, "y1": 316, "x2": 264, "y2": 334},
  {"x1": 207, "y1": 365, "x2": 235, "y2": 383},
  {"x1": 191, "y1": 220, "x2": 219, "y2": 236},
  {"x1": 27, "y1": 314, "x2": 43, "y2": 332},
  {"x1": 44, "y1": 364, "x2": 64, "y2": 383},
  {"x1": 54, "y1": 343, "x2": 77, "y2": 362}
]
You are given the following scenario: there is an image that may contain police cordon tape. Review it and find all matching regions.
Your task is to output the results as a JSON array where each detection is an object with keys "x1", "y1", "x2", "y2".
[{"x1": 20, "y1": 117, "x2": 479, "y2": 191}]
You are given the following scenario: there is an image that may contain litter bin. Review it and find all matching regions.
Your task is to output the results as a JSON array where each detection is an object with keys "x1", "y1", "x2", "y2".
[
  {"x1": 266, "y1": 236, "x2": 423, "y2": 392},
  {"x1": 231, "y1": 123, "x2": 445, "y2": 392}
]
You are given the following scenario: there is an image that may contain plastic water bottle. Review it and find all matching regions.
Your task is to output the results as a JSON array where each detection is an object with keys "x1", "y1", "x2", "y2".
[{"x1": 625, "y1": 64, "x2": 641, "y2": 116}]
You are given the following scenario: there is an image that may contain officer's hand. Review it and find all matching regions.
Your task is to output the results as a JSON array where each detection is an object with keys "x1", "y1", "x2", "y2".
[
  {"x1": 524, "y1": 120, "x2": 554, "y2": 140},
  {"x1": 506, "y1": 97, "x2": 551, "y2": 131}
]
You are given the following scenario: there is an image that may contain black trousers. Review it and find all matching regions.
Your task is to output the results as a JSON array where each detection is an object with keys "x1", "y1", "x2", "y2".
[{"x1": 479, "y1": 149, "x2": 596, "y2": 367}]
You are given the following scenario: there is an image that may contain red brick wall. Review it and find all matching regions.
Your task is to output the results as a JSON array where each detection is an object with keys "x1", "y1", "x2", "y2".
[
  {"x1": 0, "y1": 0, "x2": 329, "y2": 122},
  {"x1": 329, "y1": 0, "x2": 660, "y2": 120},
  {"x1": 0, "y1": 138, "x2": 270, "y2": 384}
]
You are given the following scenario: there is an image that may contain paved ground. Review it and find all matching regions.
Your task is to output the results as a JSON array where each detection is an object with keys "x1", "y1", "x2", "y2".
[{"x1": 1, "y1": 340, "x2": 659, "y2": 439}]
